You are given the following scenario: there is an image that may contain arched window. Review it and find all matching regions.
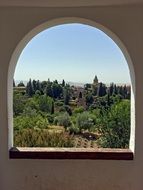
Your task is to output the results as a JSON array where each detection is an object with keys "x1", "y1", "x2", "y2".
[{"x1": 8, "y1": 18, "x2": 135, "y2": 159}]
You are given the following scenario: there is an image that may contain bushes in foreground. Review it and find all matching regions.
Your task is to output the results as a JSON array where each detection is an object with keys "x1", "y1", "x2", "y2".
[
  {"x1": 14, "y1": 114, "x2": 49, "y2": 130},
  {"x1": 14, "y1": 128, "x2": 74, "y2": 147},
  {"x1": 97, "y1": 100, "x2": 130, "y2": 148}
]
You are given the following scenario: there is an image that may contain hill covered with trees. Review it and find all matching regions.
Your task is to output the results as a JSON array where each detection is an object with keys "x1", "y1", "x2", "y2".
[{"x1": 13, "y1": 76, "x2": 130, "y2": 148}]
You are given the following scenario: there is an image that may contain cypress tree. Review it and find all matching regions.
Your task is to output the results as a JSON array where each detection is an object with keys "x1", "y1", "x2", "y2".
[
  {"x1": 64, "y1": 88, "x2": 70, "y2": 105},
  {"x1": 26, "y1": 79, "x2": 34, "y2": 97},
  {"x1": 32, "y1": 80, "x2": 37, "y2": 94},
  {"x1": 97, "y1": 83, "x2": 106, "y2": 97},
  {"x1": 79, "y1": 91, "x2": 82, "y2": 99},
  {"x1": 62, "y1": 79, "x2": 65, "y2": 87}
]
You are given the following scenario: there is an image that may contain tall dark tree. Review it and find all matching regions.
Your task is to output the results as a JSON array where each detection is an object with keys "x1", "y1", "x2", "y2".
[
  {"x1": 51, "y1": 101, "x2": 54, "y2": 114},
  {"x1": 32, "y1": 80, "x2": 37, "y2": 94},
  {"x1": 113, "y1": 84, "x2": 118, "y2": 95},
  {"x1": 62, "y1": 79, "x2": 65, "y2": 87},
  {"x1": 85, "y1": 93, "x2": 94, "y2": 106},
  {"x1": 52, "y1": 82, "x2": 63, "y2": 99},
  {"x1": 26, "y1": 79, "x2": 34, "y2": 97},
  {"x1": 123, "y1": 85, "x2": 128, "y2": 98},
  {"x1": 79, "y1": 91, "x2": 82, "y2": 99},
  {"x1": 41, "y1": 81, "x2": 47, "y2": 92},
  {"x1": 109, "y1": 83, "x2": 114, "y2": 96},
  {"x1": 97, "y1": 83, "x2": 106, "y2": 97},
  {"x1": 45, "y1": 83, "x2": 53, "y2": 97},
  {"x1": 54, "y1": 80, "x2": 58, "y2": 84},
  {"x1": 63, "y1": 88, "x2": 70, "y2": 105},
  {"x1": 36, "y1": 80, "x2": 41, "y2": 92}
]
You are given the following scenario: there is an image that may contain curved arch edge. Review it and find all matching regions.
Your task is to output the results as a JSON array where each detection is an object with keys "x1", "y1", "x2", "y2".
[{"x1": 8, "y1": 17, "x2": 136, "y2": 154}]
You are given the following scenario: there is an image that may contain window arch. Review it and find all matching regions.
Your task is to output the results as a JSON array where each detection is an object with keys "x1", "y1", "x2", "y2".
[{"x1": 8, "y1": 17, "x2": 135, "y2": 159}]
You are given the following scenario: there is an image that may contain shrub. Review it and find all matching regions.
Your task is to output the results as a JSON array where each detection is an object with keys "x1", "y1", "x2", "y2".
[
  {"x1": 54, "y1": 113, "x2": 71, "y2": 128},
  {"x1": 73, "y1": 106, "x2": 84, "y2": 114},
  {"x1": 14, "y1": 129, "x2": 74, "y2": 147},
  {"x1": 76, "y1": 112, "x2": 95, "y2": 132},
  {"x1": 97, "y1": 100, "x2": 130, "y2": 148},
  {"x1": 68, "y1": 125, "x2": 80, "y2": 134},
  {"x1": 14, "y1": 114, "x2": 49, "y2": 130},
  {"x1": 47, "y1": 114, "x2": 54, "y2": 124}
]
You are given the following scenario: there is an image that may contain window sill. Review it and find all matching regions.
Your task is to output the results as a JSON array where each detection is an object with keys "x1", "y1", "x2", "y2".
[{"x1": 9, "y1": 147, "x2": 133, "y2": 160}]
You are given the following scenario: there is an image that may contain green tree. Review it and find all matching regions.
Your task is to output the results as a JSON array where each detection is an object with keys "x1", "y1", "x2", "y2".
[
  {"x1": 32, "y1": 80, "x2": 37, "y2": 94},
  {"x1": 38, "y1": 95, "x2": 54, "y2": 114},
  {"x1": 73, "y1": 106, "x2": 84, "y2": 114},
  {"x1": 79, "y1": 91, "x2": 82, "y2": 99},
  {"x1": 13, "y1": 92, "x2": 27, "y2": 116},
  {"x1": 97, "y1": 82, "x2": 107, "y2": 97},
  {"x1": 54, "y1": 113, "x2": 71, "y2": 129},
  {"x1": 36, "y1": 80, "x2": 42, "y2": 92},
  {"x1": 97, "y1": 100, "x2": 130, "y2": 148},
  {"x1": 85, "y1": 93, "x2": 94, "y2": 106},
  {"x1": 52, "y1": 82, "x2": 63, "y2": 99},
  {"x1": 14, "y1": 113, "x2": 49, "y2": 131},
  {"x1": 44, "y1": 83, "x2": 53, "y2": 97},
  {"x1": 62, "y1": 79, "x2": 65, "y2": 87},
  {"x1": 17, "y1": 81, "x2": 25, "y2": 87},
  {"x1": 76, "y1": 112, "x2": 95, "y2": 132},
  {"x1": 26, "y1": 79, "x2": 34, "y2": 97},
  {"x1": 84, "y1": 83, "x2": 91, "y2": 90},
  {"x1": 63, "y1": 88, "x2": 70, "y2": 105}
]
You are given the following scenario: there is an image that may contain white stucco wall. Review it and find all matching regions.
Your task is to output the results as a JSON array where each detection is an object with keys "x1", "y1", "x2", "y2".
[{"x1": 0, "y1": 5, "x2": 143, "y2": 190}]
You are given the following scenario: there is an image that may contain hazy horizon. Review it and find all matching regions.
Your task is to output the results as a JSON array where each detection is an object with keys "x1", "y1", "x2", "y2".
[{"x1": 14, "y1": 79, "x2": 131, "y2": 87}]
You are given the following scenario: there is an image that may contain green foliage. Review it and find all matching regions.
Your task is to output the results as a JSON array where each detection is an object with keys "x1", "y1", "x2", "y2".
[
  {"x1": 13, "y1": 92, "x2": 27, "y2": 116},
  {"x1": 84, "y1": 83, "x2": 91, "y2": 90},
  {"x1": 76, "y1": 112, "x2": 95, "y2": 132},
  {"x1": 52, "y1": 81, "x2": 63, "y2": 99},
  {"x1": 25, "y1": 97, "x2": 39, "y2": 111},
  {"x1": 62, "y1": 79, "x2": 65, "y2": 87},
  {"x1": 85, "y1": 93, "x2": 94, "y2": 106},
  {"x1": 73, "y1": 106, "x2": 84, "y2": 114},
  {"x1": 97, "y1": 82, "x2": 107, "y2": 97},
  {"x1": 35, "y1": 90, "x2": 41, "y2": 96},
  {"x1": 55, "y1": 100, "x2": 64, "y2": 107},
  {"x1": 38, "y1": 95, "x2": 54, "y2": 114},
  {"x1": 59, "y1": 105, "x2": 72, "y2": 116},
  {"x1": 14, "y1": 113, "x2": 49, "y2": 131},
  {"x1": 13, "y1": 76, "x2": 131, "y2": 148},
  {"x1": 14, "y1": 129, "x2": 74, "y2": 147},
  {"x1": 44, "y1": 83, "x2": 53, "y2": 97},
  {"x1": 97, "y1": 100, "x2": 130, "y2": 148},
  {"x1": 54, "y1": 113, "x2": 71, "y2": 128},
  {"x1": 46, "y1": 114, "x2": 54, "y2": 124},
  {"x1": 63, "y1": 87, "x2": 70, "y2": 105},
  {"x1": 68, "y1": 125, "x2": 80, "y2": 134},
  {"x1": 17, "y1": 81, "x2": 25, "y2": 87},
  {"x1": 26, "y1": 79, "x2": 34, "y2": 97}
]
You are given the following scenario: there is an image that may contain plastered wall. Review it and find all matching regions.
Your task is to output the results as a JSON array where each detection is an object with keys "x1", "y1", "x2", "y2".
[{"x1": 0, "y1": 5, "x2": 143, "y2": 190}]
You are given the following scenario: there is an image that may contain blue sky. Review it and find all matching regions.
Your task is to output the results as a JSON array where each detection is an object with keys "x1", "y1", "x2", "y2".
[{"x1": 14, "y1": 23, "x2": 131, "y2": 84}]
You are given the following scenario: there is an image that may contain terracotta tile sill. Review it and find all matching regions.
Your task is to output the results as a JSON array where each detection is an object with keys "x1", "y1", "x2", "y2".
[{"x1": 9, "y1": 147, "x2": 133, "y2": 160}]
